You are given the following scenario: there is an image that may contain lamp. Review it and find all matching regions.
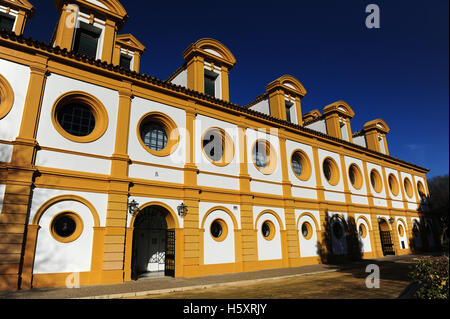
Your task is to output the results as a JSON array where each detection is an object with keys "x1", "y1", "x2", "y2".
[
  {"x1": 177, "y1": 202, "x2": 188, "y2": 217},
  {"x1": 389, "y1": 217, "x2": 395, "y2": 224},
  {"x1": 128, "y1": 199, "x2": 139, "y2": 216}
]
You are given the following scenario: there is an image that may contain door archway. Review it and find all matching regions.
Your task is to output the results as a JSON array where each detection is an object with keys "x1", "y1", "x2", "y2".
[
  {"x1": 378, "y1": 218, "x2": 395, "y2": 256},
  {"x1": 131, "y1": 205, "x2": 176, "y2": 279}
]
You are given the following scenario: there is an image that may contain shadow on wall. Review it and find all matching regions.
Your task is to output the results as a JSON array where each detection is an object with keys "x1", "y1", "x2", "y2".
[{"x1": 317, "y1": 211, "x2": 363, "y2": 265}]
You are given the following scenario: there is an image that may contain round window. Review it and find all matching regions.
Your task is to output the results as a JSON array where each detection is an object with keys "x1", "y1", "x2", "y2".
[
  {"x1": 291, "y1": 150, "x2": 311, "y2": 181},
  {"x1": 202, "y1": 127, "x2": 235, "y2": 166},
  {"x1": 359, "y1": 224, "x2": 367, "y2": 238},
  {"x1": 141, "y1": 121, "x2": 168, "y2": 151},
  {"x1": 388, "y1": 174, "x2": 399, "y2": 196},
  {"x1": 370, "y1": 169, "x2": 383, "y2": 193},
  {"x1": 404, "y1": 178, "x2": 413, "y2": 198},
  {"x1": 210, "y1": 219, "x2": 228, "y2": 242},
  {"x1": 50, "y1": 212, "x2": 83, "y2": 243},
  {"x1": 137, "y1": 112, "x2": 179, "y2": 157},
  {"x1": 322, "y1": 157, "x2": 339, "y2": 185},
  {"x1": 57, "y1": 103, "x2": 96, "y2": 137},
  {"x1": 301, "y1": 222, "x2": 313, "y2": 240},
  {"x1": 261, "y1": 220, "x2": 275, "y2": 240},
  {"x1": 252, "y1": 140, "x2": 277, "y2": 174},
  {"x1": 348, "y1": 164, "x2": 363, "y2": 189},
  {"x1": 52, "y1": 91, "x2": 108, "y2": 143},
  {"x1": 0, "y1": 74, "x2": 14, "y2": 120}
]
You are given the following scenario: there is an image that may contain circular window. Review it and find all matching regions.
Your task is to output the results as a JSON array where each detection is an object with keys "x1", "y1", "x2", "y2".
[
  {"x1": 322, "y1": 157, "x2": 340, "y2": 186},
  {"x1": 291, "y1": 150, "x2": 312, "y2": 181},
  {"x1": 261, "y1": 220, "x2": 275, "y2": 241},
  {"x1": 50, "y1": 212, "x2": 83, "y2": 243},
  {"x1": 388, "y1": 174, "x2": 399, "y2": 196},
  {"x1": 0, "y1": 74, "x2": 14, "y2": 120},
  {"x1": 52, "y1": 91, "x2": 108, "y2": 143},
  {"x1": 252, "y1": 140, "x2": 277, "y2": 175},
  {"x1": 358, "y1": 223, "x2": 367, "y2": 238},
  {"x1": 348, "y1": 164, "x2": 363, "y2": 189},
  {"x1": 202, "y1": 127, "x2": 235, "y2": 166},
  {"x1": 370, "y1": 169, "x2": 383, "y2": 193},
  {"x1": 301, "y1": 221, "x2": 313, "y2": 240},
  {"x1": 398, "y1": 224, "x2": 405, "y2": 237},
  {"x1": 404, "y1": 177, "x2": 413, "y2": 198},
  {"x1": 137, "y1": 112, "x2": 179, "y2": 157},
  {"x1": 332, "y1": 220, "x2": 344, "y2": 239},
  {"x1": 210, "y1": 219, "x2": 228, "y2": 242}
]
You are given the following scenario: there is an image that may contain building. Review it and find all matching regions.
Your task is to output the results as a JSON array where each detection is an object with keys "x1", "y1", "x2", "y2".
[{"x1": 0, "y1": 0, "x2": 435, "y2": 291}]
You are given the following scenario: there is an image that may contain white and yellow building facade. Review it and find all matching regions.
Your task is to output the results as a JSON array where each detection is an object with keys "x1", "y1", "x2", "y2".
[{"x1": 0, "y1": 0, "x2": 433, "y2": 291}]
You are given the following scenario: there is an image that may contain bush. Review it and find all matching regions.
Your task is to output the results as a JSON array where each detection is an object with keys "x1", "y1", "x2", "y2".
[{"x1": 409, "y1": 256, "x2": 449, "y2": 299}]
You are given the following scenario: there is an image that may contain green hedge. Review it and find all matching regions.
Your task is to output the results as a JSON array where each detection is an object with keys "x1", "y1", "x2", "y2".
[{"x1": 409, "y1": 256, "x2": 449, "y2": 299}]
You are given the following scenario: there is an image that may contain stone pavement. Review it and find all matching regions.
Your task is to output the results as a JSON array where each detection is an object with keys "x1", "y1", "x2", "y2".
[{"x1": 0, "y1": 254, "x2": 430, "y2": 299}]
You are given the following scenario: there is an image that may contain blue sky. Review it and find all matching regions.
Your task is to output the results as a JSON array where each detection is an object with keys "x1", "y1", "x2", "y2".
[{"x1": 25, "y1": 0, "x2": 448, "y2": 177}]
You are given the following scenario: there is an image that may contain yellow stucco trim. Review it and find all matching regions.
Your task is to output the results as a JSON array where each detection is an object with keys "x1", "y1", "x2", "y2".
[
  {"x1": 32, "y1": 194, "x2": 100, "y2": 227},
  {"x1": 0, "y1": 74, "x2": 14, "y2": 119}
]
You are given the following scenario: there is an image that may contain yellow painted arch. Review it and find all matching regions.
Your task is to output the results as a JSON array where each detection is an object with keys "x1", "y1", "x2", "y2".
[
  {"x1": 254, "y1": 210, "x2": 285, "y2": 231},
  {"x1": 32, "y1": 195, "x2": 100, "y2": 227},
  {"x1": 355, "y1": 215, "x2": 372, "y2": 230},
  {"x1": 200, "y1": 206, "x2": 238, "y2": 230},
  {"x1": 296, "y1": 212, "x2": 320, "y2": 232},
  {"x1": 130, "y1": 201, "x2": 180, "y2": 229}
]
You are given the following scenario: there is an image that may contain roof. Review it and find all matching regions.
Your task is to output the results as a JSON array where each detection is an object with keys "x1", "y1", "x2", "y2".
[{"x1": 0, "y1": 29, "x2": 429, "y2": 173}]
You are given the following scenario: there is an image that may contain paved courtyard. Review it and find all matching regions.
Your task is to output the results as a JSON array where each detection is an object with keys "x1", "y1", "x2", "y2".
[{"x1": 129, "y1": 258, "x2": 415, "y2": 299}]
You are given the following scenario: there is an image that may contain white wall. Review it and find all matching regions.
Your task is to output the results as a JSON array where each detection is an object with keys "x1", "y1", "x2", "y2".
[
  {"x1": 33, "y1": 199, "x2": 95, "y2": 274},
  {"x1": 127, "y1": 96, "x2": 186, "y2": 184},
  {"x1": 296, "y1": 212, "x2": 319, "y2": 257},
  {"x1": 169, "y1": 69, "x2": 187, "y2": 88},
  {"x1": 285, "y1": 140, "x2": 317, "y2": 200},
  {"x1": 195, "y1": 115, "x2": 240, "y2": 190},
  {"x1": 344, "y1": 156, "x2": 368, "y2": 205},
  {"x1": 305, "y1": 119, "x2": 327, "y2": 135},
  {"x1": 366, "y1": 162, "x2": 387, "y2": 207},
  {"x1": 396, "y1": 217, "x2": 409, "y2": 249},
  {"x1": 353, "y1": 135, "x2": 366, "y2": 148},
  {"x1": 255, "y1": 210, "x2": 283, "y2": 261},
  {"x1": 355, "y1": 214, "x2": 372, "y2": 253},
  {"x1": 246, "y1": 128, "x2": 283, "y2": 195},
  {"x1": 248, "y1": 99, "x2": 270, "y2": 116},
  {"x1": 318, "y1": 149, "x2": 346, "y2": 202},
  {"x1": 36, "y1": 73, "x2": 119, "y2": 159},
  {"x1": 29, "y1": 188, "x2": 108, "y2": 227},
  {"x1": 0, "y1": 59, "x2": 31, "y2": 141},
  {"x1": 202, "y1": 209, "x2": 235, "y2": 265}
]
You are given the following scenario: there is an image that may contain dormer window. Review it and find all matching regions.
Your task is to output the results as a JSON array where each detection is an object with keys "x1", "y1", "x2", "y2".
[
  {"x1": 0, "y1": 12, "x2": 15, "y2": 32},
  {"x1": 204, "y1": 69, "x2": 218, "y2": 97},
  {"x1": 73, "y1": 21, "x2": 102, "y2": 59},
  {"x1": 119, "y1": 53, "x2": 133, "y2": 70},
  {"x1": 285, "y1": 100, "x2": 294, "y2": 123}
]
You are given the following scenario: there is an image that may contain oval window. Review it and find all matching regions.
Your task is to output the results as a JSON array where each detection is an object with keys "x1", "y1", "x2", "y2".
[
  {"x1": 291, "y1": 150, "x2": 311, "y2": 181},
  {"x1": 210, "y1": 219, "x2": 228, "y2": 242},
  {"x1": 137, "y1": 112, "x2": 179, "y2": 157},
  {"x1": 322, "y1": 157, "x2": 339, "y2": 185},
  {"x1": 261, "y1": 220, "x2": 275, "y2": 240},
  {"x1": 50, "y1": 212, "x2": 83, "y2": 243}
]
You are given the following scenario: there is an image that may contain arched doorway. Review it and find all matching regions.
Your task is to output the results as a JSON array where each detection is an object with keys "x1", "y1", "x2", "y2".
[
  {"x1": 131, "y1": 205, "x2": 175, "y2": 279},
  {"x1": 378, "y1": 218, "x2": 395, "y2": 256}
]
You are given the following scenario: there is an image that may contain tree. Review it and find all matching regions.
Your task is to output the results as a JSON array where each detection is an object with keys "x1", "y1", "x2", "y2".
[{"x1": 427, "y1": 175, "x2": 449, "y2": 251}]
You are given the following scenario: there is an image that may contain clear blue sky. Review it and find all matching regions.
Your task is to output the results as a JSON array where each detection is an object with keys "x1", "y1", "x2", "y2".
[{"x1": 25, "y1": 0, "x2": 448, "y2": 178}]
